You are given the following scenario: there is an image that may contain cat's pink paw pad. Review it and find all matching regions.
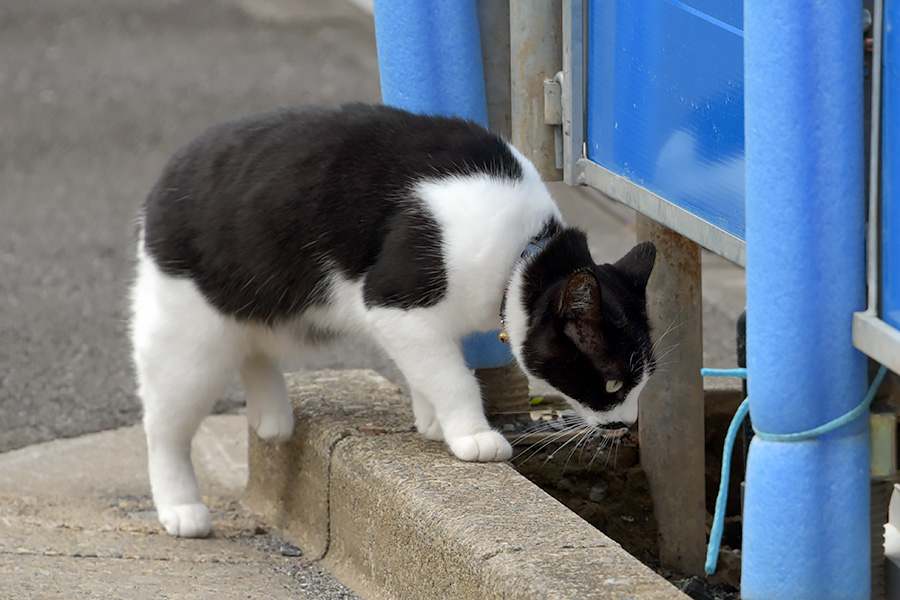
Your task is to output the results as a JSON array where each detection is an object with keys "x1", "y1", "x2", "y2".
[
  {"x1": 448, "y1": 431, "x2": 512, "y2": 462},
  {"x1": 157, "y1": 503, "x2": 212, "y2": 538}
]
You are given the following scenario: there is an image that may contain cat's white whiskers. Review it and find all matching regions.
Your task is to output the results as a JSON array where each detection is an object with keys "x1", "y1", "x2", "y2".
[
  {"x1": 651, "y1": 311, "x2": 687, "y2": 354},
  {"x1": 558, "y1": 432, "x2": 586, "y2": 473},
  {"x1": 513, "y1": 425, "x2": 580, "y2": 462},
  {"x1": 513, "y1": 422, "x2": 587, "y2": 466},
  {"x1": 589, "y1": 430, "x2": 625, "y2": 470},
  {"x1": 656, "y1": 340, "x2": 681, "y2": 356},
  {"x1": 612, "y1": 437, "x2": 621, "y2": 469},
  {"x1": 650, "y1": 310, "x2": 687, "y2": 351},
  {"x1": 577, "y1": 427, "x2": 602, "y2": 464},
  {"x1": 653, "y1": 342, "x2": 682, "y2": 366},
  {"x1": 299, "y1": 233, "x2": 328, "y2": 251},
  {"x1": 587, "y1": 438, "x2": 605, "y2": 469},
  {"x1": 651, "y1": 357, "x2": 682, "y2": 370},
  {"x1": 562, "y1": 427, "x2": 596, "y2": 473},
  {"x1": 508, "y1": 420, "x2": 555, "y2": 445},
  {"x1": 507, "y1": 412, "x2": 583, "y2": 445}
]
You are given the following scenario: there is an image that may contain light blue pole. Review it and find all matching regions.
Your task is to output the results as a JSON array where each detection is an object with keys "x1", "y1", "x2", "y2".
[
  {"x1": 373, "y1": 0, "x2": 489, "y2": 126},
  {"x1": 373, "y1": 0, "x2": 512, "y2": 368},
  {"x1": 743, "y1": 1, "x2": 868, "y2": 598}
]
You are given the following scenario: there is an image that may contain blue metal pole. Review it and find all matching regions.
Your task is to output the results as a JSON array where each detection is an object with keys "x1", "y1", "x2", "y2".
[
  {"x1": 743, "y1": 1, "x2": 868, "y2": 598},
  {"x1": 373, "y1": 0, "x2": 512, "y2": 368}
]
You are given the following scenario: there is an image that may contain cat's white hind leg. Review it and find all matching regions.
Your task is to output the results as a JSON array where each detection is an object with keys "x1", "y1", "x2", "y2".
[
  {"x1": 136, "y1": 345, "x2": 233, "y2": 537},
  {"x1": 240, "y1": 354, "x2": 294, "y2": 442},
  {"x1": 132, "y1": 257, "x2": 240, "y2": 537}
]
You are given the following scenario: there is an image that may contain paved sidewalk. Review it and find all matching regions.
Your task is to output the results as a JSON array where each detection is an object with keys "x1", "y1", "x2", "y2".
[
  {"x1": 0, "y1": 372, "x2": 689, "y2": 599},
  {"x1": 0, "y1": 415, "x2": 359, "y2": 599}
]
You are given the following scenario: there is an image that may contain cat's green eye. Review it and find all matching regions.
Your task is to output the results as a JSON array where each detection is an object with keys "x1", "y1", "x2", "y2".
[{"x1": 606, "y1": 380, "x2": 624, "y2": 394}]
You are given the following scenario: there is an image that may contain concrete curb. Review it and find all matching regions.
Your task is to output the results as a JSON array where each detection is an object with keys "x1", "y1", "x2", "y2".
[{"x1": 245, "y1": 370, "x2": 687, "y2": 600}]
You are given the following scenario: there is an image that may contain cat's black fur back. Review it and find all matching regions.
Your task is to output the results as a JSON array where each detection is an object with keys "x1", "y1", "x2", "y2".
[{"x1": 142, "y1": 103, "x2": 524, "y2": 323}]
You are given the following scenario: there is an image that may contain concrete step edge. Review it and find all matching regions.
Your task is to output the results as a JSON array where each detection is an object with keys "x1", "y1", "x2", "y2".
[{"x1": 244, "y1": 369, "x2": 688, "y2": 600}]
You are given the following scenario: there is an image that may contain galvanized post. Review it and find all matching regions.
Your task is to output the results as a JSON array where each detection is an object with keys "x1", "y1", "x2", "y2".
[
  {"x1": 477, "y1": 0, "x2": 511, "y2": 140},
  {"x1": 636, "y1": 215, "x2": 707, "y2": 575},
  {"x1": 510, "y1": 0, "x2": 563, "y2": 181}
]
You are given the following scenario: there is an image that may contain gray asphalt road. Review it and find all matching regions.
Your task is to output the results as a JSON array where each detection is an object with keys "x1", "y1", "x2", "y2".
[{"x1": 0, "y1": 0, "x2": 393, "y2": 453}]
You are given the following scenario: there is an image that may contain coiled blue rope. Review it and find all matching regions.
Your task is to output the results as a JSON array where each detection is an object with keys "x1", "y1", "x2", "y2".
[{"x1": 700, "y1": 364, "x2": 889, "y2": 575}]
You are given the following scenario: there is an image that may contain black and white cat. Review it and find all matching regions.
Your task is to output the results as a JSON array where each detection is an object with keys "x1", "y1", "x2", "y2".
[{"x1": 131, "y1": 104, "x2": 657, "y2": 538}]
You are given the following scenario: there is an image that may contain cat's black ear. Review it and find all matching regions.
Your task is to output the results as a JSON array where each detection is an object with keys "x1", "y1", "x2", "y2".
[
  {"x1": 557, "y1": 270, "x2": 603, "y2": 355},
  {"x1": 556, "y1": 270, "x2": 602, "y2": 323},
  {"x1": 614, "y1": 242, "x2": 656, "y2": 289}
]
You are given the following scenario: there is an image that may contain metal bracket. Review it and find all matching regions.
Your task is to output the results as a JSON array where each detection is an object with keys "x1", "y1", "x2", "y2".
[
  {"x1": 872, "y1": 409, "x2": 899, "y2": 480},
  {"x1": 543, "y1": 74, "x2": 564, "y2": 169}
]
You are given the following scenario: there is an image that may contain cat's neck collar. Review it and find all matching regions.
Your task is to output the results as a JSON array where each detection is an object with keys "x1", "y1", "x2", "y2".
[{"x1": 498, "y1": 223, "x2": 557, "y2": 343}]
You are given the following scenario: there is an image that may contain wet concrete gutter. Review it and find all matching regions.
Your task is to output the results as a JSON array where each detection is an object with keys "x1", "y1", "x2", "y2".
[{"x1": 245, "y1": 369, "x2": 687, "y2": 600}]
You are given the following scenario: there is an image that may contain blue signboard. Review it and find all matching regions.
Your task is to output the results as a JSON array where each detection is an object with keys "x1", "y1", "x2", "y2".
[
  {"x1": 585, "y1": 0, "x2": 745, "y2": 240},
  {"x1": 885, "y1": 0, "x2": 900, "y2": 331}
]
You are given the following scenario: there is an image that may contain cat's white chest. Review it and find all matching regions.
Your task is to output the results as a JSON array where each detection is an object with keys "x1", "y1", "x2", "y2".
[{"x1": 414, "y1": 173, "x2": 561, "y2": 333}]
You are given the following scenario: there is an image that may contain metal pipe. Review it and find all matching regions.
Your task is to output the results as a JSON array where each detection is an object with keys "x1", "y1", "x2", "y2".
[
  {"x1": 477, "y1": 0, "x2": 511, "y2": 139},
  {"x1": 742, "y1": 1, "x2": 868, "y2": 597},
  {"x1": 510, "y1": 0, "x2": 563, "y2": 180},
  {"x1": 561, "y1": 0, "x2": 585, "y2": 187},
  {"x1": 867, "y1": 0, "x2": 885, "y2": 316},
  {"x1": 635, "y1": 216, "x2": 707, "y2": 575}
]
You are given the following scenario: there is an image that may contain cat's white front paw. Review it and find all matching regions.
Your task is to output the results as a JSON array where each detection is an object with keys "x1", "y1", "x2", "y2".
[
  {"x1": 448, "y1": 431, "x2": 512, "y2": 462},
  {"x1": 157, "y1": 502, "x2": 212, "y2": 538},
  {"x1": 415, "y1": 417, "x2": 444, "y2": 441},
  {"x1": 249, "y1": 405, "x2": 295, "y2": 442}
]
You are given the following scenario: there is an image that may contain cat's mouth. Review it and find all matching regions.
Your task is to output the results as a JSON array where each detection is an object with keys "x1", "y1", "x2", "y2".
[
  {"x1": 596, "y1": 421, "x2": 631, "y2": 440},
  {"x1": 599, "y1": 420, "x2": 628, "y2": 430}
]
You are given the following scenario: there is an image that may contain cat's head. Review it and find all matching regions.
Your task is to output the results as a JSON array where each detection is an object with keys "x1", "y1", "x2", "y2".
[{"x1": 514, "y1": 240, "x2": 657, "y2": 430}]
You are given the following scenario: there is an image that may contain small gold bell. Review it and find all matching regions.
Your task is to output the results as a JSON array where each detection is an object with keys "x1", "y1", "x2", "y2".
[{"x1": 498, "y1": 330, "x2": 510, "y2": 343}]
